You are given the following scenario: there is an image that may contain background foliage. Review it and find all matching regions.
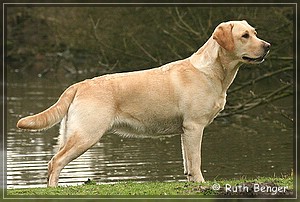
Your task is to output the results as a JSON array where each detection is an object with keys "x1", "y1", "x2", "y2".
[{"x1": 6, "y1": 5, "x2": 294, "y2": 118}]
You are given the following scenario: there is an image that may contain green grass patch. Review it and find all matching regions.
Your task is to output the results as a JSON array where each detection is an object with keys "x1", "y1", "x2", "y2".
[{"x1": 6, "y1": 176, "x2": 294, "y2": 197}]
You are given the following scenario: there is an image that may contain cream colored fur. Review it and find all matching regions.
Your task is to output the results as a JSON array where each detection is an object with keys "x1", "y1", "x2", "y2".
[{"x1": 17, "y1": 20, "x2": 270, "y2": 187}]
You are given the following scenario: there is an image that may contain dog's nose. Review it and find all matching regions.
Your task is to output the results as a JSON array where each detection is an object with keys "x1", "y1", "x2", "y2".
[{"x1": 263, "y1": 42, "x2": 271, "y2": 51}]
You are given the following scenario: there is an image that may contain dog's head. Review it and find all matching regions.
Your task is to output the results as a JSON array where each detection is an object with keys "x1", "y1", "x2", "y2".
[{"x1": 213, "y1": 20, "x2": 270, "y2": 64}]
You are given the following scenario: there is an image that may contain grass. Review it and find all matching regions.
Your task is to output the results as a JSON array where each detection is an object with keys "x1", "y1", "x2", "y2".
[{"x1": 5, "y1": 176, "x2": 294, "y2": 197}]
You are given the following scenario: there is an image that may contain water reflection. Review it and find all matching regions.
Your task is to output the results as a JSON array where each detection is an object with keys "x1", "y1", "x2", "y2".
[{"x1": 6, "y1": 73, "x2": 293, "y2": 189}]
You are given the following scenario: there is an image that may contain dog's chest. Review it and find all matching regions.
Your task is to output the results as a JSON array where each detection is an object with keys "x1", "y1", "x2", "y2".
[
  {"x1": 208, "y1": 95, "x2": 226, "y2": 124},
  {"x1": 215, "y1": 95, "x2": 226, "y2": 112}
]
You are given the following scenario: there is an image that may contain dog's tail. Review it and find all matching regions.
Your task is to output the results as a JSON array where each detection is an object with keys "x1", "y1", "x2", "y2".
[{"x1": 16, "y1": 84, "x2": 78, "y2": 130}]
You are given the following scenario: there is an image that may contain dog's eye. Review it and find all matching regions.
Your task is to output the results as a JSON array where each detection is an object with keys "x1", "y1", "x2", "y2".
[{"x1": 242, "y1": 33, "x2": 249, "y2": 38}]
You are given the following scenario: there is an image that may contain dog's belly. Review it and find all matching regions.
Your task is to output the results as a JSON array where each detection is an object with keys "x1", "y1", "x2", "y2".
[{"x1": 107, "y1": 116, "x2": 184, "y2": 138}]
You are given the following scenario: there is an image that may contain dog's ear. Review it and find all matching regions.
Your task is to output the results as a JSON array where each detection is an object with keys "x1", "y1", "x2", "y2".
[{"x1": 213, "y1": 22, "x2": 234, "y2": 52}]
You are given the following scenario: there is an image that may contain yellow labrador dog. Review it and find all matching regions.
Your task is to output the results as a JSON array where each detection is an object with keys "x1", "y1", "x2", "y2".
[{"x1": 17, "y1": 20, "x2": 270, "y2": 187}]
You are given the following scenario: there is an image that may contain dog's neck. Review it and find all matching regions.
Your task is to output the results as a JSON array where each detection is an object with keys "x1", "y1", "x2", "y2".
[{"x1": 189, "y1": 37, "x2": 242, "y2": 94}]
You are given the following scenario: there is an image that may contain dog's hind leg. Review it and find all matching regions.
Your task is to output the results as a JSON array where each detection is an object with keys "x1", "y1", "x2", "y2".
[
  {"x1": 47, "y1": 130, "x2": 106, "y2": 187},
  {"x1": 47, "y1": 98, "x2": 115, "y2": 187}
]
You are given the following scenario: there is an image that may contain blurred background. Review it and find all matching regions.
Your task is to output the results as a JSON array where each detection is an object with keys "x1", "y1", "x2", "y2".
[
  {"x1": 5, "y1": 5, "x2": 294, "y2": 188},
  {"x1": 6, "y1": 6, "x2": 294, "y2": 116}
]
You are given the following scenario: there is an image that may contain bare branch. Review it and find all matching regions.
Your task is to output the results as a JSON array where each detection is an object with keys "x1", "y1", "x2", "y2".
[
  {"x1": 269, "y1": 57, "x2": 293, "y2": 60},
  {"x1": 132, "y1": 37, "x2": 158, "y2": 62},
  {"x1": 175, "y1": 7, "x2": 201, "y2": 37},
  {"x1": 229, "y1": 66, "x2": 293, "y2": 93},
  {"x1": 88, "y1": 15, "x2": 146, "y2": 61},
  {"x1": 269, "y1": 104, "x2": 293, "y2": 122},
  {"x1": 219, "y1": 83, "x2": 292, "y2": 118},
  {"x1": 165, "y1": 43, "x2": 183, "y2": 59},
  {"x1": 162, "y1": 29, "x2": 195, "y2": 51}
]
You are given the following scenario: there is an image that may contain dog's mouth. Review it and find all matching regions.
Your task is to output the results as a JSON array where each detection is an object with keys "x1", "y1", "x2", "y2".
[{"x1": 242, "y1": 51, "x2": 269, "y2": 64}]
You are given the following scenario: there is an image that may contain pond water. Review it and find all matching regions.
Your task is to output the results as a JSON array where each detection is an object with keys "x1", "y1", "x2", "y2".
[{"x1": 5, "y1": 71, "x2": 293, "y2": 189}]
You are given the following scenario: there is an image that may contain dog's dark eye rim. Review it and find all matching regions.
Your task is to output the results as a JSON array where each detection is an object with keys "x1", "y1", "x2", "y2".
[{"x1": 242, "y1": 33, "x2": 249, "y2": 38}]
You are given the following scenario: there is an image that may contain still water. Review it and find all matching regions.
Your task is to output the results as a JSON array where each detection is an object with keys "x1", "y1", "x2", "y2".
[{"x1": 6, "y1": 72, "x2": 293, "y2": 189}]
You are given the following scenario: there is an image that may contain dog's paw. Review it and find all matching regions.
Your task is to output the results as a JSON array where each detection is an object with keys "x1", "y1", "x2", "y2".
[{"x1": 187, "y1": 174, "x2": 205, "y2": 183}]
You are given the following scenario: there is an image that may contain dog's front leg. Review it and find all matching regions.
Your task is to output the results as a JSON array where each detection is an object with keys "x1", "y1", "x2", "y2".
[
  {"x1": 181, "y1": 135, "x2": 188, "y2": 175},
  {"x1": 181, "y1": 121, "x2": 205, "y2": 182}
]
